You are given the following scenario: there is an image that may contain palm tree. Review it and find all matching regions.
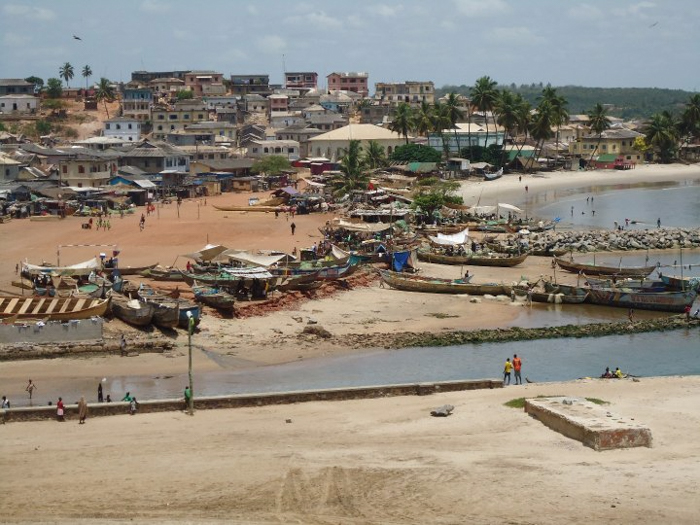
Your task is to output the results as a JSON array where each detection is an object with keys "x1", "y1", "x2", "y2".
[
  {"x1": 443, "y1": 92, "x2": 464, "y2": 158},
  {"x1": 59, "y1": 62, "x2": 74, "y2": 88},
  {"x1": 679, "y1": 94, "x2": 700, "y2": 158},
  {"x1": 330, "y1": 140, "x2": 369, "y2": 198},
  {"x1": 587, "y1": 103, "x2": 612, "y2": 165},
  {"x1": 414, "y1": 100, "x2": 434, "y2": 138},
  {"x1": 470, "y1": 76, "x2": 499, "y2": 151},
  {"x1": 540, "y1": 87, "x2": 569, "y2": 167},
  {"x1": 494, "y1": 90, "x2": 520, "y2": 168},
  {"x1": 529, "y1": 101, "x2": 554, "y2": 172},
  {"x1": 81, "y1": 65, "x2": 92, "y2": 91},
  {"x1": 388, "y1": 102, "x2": 413, "y2": 144},
  {"x1": 431, "y1": 102, "x2": 453, "y2": 160},
  {"x1": 364, "y1": 140, "x2": 387, "y2": 170},
  {"x1": 95, "y1": 77, "x2": 116, "y2": 119},
  {"x1": 645, "y1": 111, "x2": 678, "y2": 163}
]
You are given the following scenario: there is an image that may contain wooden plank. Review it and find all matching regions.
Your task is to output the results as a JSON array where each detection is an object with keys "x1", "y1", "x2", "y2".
[
  {"x1": 18, "y1": 299, "x2": 34, "y2": 315},
  {"x1": 72, "y1": 298, "x2": 86, "y2": 312},
  {"x1": 5, "y1": 298, "x2": 20, "y2": 314},
  {"x1": 0, "y1": 298, "x2": 5, "y2": 310},
  {"x1": 59, "y1": 299, "x2": 72, "y2": 314},
  {"x1": 31, "y1": 298, "x2": 47, "y2": 315},
  {"x1": 45, "y1": 299, "x2": 59, "y2": 314}
]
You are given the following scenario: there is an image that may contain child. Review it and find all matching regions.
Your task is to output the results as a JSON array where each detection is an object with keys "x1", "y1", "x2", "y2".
[{"x1": 129, "y1": 397, "x2": 138, "y2": 415}]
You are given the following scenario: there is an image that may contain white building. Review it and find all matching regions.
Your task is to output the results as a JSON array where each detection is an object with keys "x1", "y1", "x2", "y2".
[
  {"x1": 428, "y1": 123, "x2": 505, "y2": 154},
  {"x1": 103, "y1": 117, "x2": 141, "y2": 142},
  {"x1": 0, "y1": 94, "x2": 39, "y2": 115}
]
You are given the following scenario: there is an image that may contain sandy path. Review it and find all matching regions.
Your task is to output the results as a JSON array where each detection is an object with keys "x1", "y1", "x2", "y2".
[{"x1": 2, "y1": 376, "x2": 699, "y2": 524}]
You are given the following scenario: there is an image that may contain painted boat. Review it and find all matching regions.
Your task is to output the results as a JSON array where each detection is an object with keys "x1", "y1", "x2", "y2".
[
  {"x1": 513, "y1": 284, "x2": 589, "y2": 304},
  {"x1": 275, "y1": 272, "x2": 321, "y2": 292},
  {"x1": 0, "y1": 295, "x2": 111, "y2": 321},
  {"x1": 145, "y1": 297, "x2": 179, "y2": 328},
  {"x1": 417, "y1": 251, "x2": 528, "y2": 267},
  {"x1": 140, "y1": 268, "x2": 186, "y2": 282},
  {"x1": 379, "y1": 270, "x2": 510, "y2": 295},
  {"x1": 178, "y1": 302, "x2": 201, "y2": 328},
  {"x1": 584, "y1": 277, "x2": 668, "y2": 292},
  {"x1": 660, "y1": 275, "x2": 700, "y2": 292},
  {"x1": 586, "y1": 287, "x2": 697, "y2": 313},
  {"x1": 111, "y1": 296, "x2": 154, "y2": 326},
  {"x1": 554, "y1": 256, "x2": 656, "y2": 277},
  {"x1": 271, "y1": 260, "x2": 358, "y2": 280},
  {"x1": 213, "y1": 205, "x2": 280, "y2": 212},
  {"x1": 192, "y1": 283, "x2": 235, "y2": 312}
]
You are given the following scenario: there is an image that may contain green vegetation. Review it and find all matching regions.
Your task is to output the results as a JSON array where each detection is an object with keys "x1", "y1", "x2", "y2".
[
  {"x1": 59, "y1": 62, "x2": 74, "y2": 88},
  {"x1": 35, "y1": 120, "x2": 52, "y2": 135},
  {"x1": 330, "y1": 140, "x2": 369, "y2": 197},
  {"x1": 81, "y1": 65, "x2": 92, "y2": 91},
  {"x1": 24, "y1": 76, "x2": 44, "y2": 92},
  {"x1": 250, "y1": 155, "x2": 292, "y2": 175},
  {"x1": 504, "y1": 396, "x2": 609, "y2": 409},
  {"x1": 176, "y1": 89, "x2": 194, "y2": 100},
  {"x1": 95, "y1": 78, "x2": 116, "y2": 119},
  {"x1": 46, "y1": 78, "x2": 63, "y2": 99},
  {"x1": 390, "y1": 143, "x2": 442, "y2": 163},
  {"x1": 411, "y1": 177, "x2": 463, "y2": 220}
]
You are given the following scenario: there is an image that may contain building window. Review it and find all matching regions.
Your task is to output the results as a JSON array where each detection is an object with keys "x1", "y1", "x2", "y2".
[
  {"x1": 62, "y1": 165, "x2": 67, "y2": 174},
  {"x1": 106, "y1": 123, "x2": 111, "y2": 130},
  {"x1": 78, "y1": 165, "x2": 85, "y2": 174},
  {"x1": 158, "y1": 114, "x2": 164, "y2": 120}
]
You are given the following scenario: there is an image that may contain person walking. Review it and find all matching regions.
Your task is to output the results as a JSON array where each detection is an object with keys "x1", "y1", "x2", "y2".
[
  {"x1": 1, "y1": 395, "x2": 10, "y2": 409},
  {"x1": 503, "y1": 358, "x2": 513, "y2": 386},
  {"x1": 97, "y1": 383, "x2": 104, "y2": 403},
  {"x1": 129, "y1": 397, "x2": 138, "y2": 415},
  {"x1": 513, "y1": 354, "x2": 522, "y2": 385},
  {"x1": 25, "y1": 379, "x2": 37, "y2": 403},
  {"x1": 121, "y1": 391, "x2": 133, "y2": 402},
  {"x1": 78, "y1": 396, "x2": 88, "y2": 424},
  {"x1": 56, "y1": 397, "x2": 65, "y2": 422},
  {"x1": 290, "y1": 222, "x2": 296, "y2": 235}
]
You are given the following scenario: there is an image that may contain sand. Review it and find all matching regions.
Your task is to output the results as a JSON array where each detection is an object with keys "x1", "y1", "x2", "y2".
[{"x1": 2, "y1": 376, "x2": 700, "y2": 524}]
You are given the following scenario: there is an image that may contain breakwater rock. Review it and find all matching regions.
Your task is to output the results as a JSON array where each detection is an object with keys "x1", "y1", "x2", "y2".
[
  {"x1": 333, "y1": 316, "x2": 699, "y2": 350},
  {"x1": 0, "y1": 338, "x2": 175, "y2": 361},
  {"x1": 526, "y1": 227, "x2": 700, "y2": 254}
]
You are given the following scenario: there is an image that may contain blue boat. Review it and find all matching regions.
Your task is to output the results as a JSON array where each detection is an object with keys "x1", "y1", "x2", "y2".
[{"x1": 178, "y1": 302, "x2": 201, "y2": 329}]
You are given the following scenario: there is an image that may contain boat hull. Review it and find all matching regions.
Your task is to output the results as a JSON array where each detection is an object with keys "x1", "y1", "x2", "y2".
[
  {"x1": 417, "y1": 251, "x2": 528, "y2": 267},
  {"x1": 0, "y1": 295, "x2": 110, "y2": 321},
  {"x1": 554, "y1": 256, "x2": 656, "y2": 277},
  {"x1": 379, "y1": 270, "x2": 509, "y2": 295}
]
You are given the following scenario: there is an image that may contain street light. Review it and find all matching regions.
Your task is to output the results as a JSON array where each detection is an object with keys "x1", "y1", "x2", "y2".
[{"x1": 186, "y1": 310, "x2": 195, "y2": 415}]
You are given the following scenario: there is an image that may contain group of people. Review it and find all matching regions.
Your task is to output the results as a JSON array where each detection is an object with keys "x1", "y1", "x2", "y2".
[
  {"x1": 601, "y1": 367, "x2": 625, "y2": 379},
  {"x1": 503, "y1": 354, "x2": 523, "y2": 385}
]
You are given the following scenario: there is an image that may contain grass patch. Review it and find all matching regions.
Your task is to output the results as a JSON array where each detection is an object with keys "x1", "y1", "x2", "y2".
[
  {"x1": 425, "y1": 312, "x2": 459, "y2": 319},
  {"x1": 505, "y1": 395, "x2": 609, "y2": 409}
]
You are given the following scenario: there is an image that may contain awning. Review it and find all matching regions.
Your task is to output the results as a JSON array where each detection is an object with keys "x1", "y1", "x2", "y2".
[
  {"x1": 428, "y1": 228, "x2": 470, "y2": 246},
  {"x1": 224, "y1": 251, "x2": 287, "y2": 268},
  {"x1": 498, "y1": 203, "x2": 523, "y2": 213},
  {"x1": 182, "y1": 244, "x2": 229, "y2": 262},
  {"x1": 22, "y1": 257, "x2": 99, "y2": 276}
]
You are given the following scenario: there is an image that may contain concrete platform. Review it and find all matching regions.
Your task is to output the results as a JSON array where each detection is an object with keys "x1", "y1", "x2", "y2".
[{"x1": 524, "y1": 396, "x2": 652, "y2": 451}]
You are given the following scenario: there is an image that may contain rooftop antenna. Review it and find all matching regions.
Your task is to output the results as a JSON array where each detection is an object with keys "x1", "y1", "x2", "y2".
[{"x1": 282, "y1": 54, "x2": 286, "y2": 88}]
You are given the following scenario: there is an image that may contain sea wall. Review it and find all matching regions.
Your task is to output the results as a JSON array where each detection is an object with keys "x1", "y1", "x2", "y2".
[
  {"x1": 0, "y1": 318, "x2": 103, "y2": 345},
  {"x1": 0, "y1": 337, "x2": 174, "y2": 361},
  {"x1": 1, "y1": 379, "x2": 502, "y2": 423}
]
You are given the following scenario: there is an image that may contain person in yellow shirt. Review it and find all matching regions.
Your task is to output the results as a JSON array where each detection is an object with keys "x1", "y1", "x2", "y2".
[
  {"x1": 503, "y1": 358, "x2": 513, "y2": 385},
  {"x1": 614, "y1": 367, "x2": 624, "y2": 379}
]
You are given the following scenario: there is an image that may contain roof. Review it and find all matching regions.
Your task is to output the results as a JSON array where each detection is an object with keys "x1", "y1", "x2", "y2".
[
  {"x1": 595, "y1": 154, "x2": 619, "y2": 162},
  {"x1": 308, "y1": 124, "x2": 407, "y2": 142},
  {"x1": 0, "y1": 79, "x2": 33, "y2": 87}
]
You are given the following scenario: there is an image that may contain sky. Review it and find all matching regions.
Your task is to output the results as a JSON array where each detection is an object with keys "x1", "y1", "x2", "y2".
[{"x1": 1, "y1": 0, "x2": 699, "y2": 92}]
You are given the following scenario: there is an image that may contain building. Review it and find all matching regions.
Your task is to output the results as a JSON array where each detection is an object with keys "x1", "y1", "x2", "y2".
[
  {"x1": 0, "y1": 79, "x2": 34, "y2": 96},
  {"x1": 268, "y1": 94, "x2": 289, "y2": 115},
  {"x1": 119, "y1": 140, "x2": 190, "y2": 173},
  {"x1": 270, "y1": 112, "x2": 305, "y2": 130},
  {"x1": 121, "y1": 87, "x2": 153, "y2": 121},
  {"x1": 57, "y1": 151, "x2": 117, "y2": 188},
  {"x1": 569, "y1": 127, "x2": 644, "y2": 164},
  {"x1": 0, "y1": 153, "x2": 22, "y2": 182},
  {"x1": 151, "y1": 100, "x2": 209, "y2": 139},
  {"x1": 104, "y1": 117, "x2": 141, "y2": 142},
  {"x1": 149, "y1": 77, "x2": 186, "y2": 100},
  {"x1": 275, "y1": 125, "x2": 325, "y2": 158},
  {"x1": 428, "y1": 123, "x2": 505, "y2": 154},
  {"x1": 131, "y1": 70, "x2": 189, "y2": 83},
  {"x1": 0, "y1": 94, "x2": 39, "y2": 115},
  {"x1": 184, "y1": 71, "x2": 226, "y2": 97},
  {"x1": 285, "y1": 72, "x2": 318, "y2": 90},
  {"x1": 326, "y1": 72, "x2": 369, "y2": 97},
  {"x1": 230, "y1": 75, "x2": 271, "y2": 97},
  {"x1": 374, "y1": 81, "x2": 435, "y2": 106},
  {"x1": 245, "y1": 139, "x2": 300, "y2": 161},
  {"x1": 307, "y1": 124, "x2": 405, "y2": 161}
]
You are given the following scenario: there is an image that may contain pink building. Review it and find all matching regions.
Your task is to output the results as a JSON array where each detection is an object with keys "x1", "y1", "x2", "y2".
[
  {"x1": 326, "y1": 72, "x2": 369, "y2": 97},
  {"x1": 184, "y1": 70, "x2": 225, "y2": 97}
]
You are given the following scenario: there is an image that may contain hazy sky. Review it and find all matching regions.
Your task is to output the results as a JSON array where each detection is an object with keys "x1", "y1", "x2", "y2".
[{"x1": 1, "y1": 0, "x2": 698, "y2": 92}]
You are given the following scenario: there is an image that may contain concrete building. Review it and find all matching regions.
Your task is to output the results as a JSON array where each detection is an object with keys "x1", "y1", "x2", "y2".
[
  {"x1": 374, "y1": 81, "x2": 435, "y2": 106},
  {"x1": 245, "y1": 139, "x2": 300, "y2": 161},
  {"x1": 428, "y1": 123, "x2": 505, "y2": 154},
  {"x1": 307, "y1": 124, "x2": 405, "y2": 161},
  {"x1": 121, "y1": 87, "x2": 153, "y2": 122},
  {"x1": 326, "y1": 72, "x2": 369, "y2": 97},
  {"x1": 0, "y1": 79, "x2": 34, "y2": 96},
  {"x1": 569, "y1": 127, "x2": 645, "y2": 164},
  {"x1": 0, "y1": 94, "x2": 39, "y2": 115},
  {"x1": 184, "y1": 71, "x2": 226, "y2": 98},
  {"x1": 285, "y1": 72, "x2": 318, "y2": 90},
  {"x1": 103, "y1": 117, "x2": 141, "y2": 142},
  {"x1": 151, "y1": 100, "x2": 209, "y2": 139},
  {"x1": 230, "y1": 75, "x2": 271, "y2": 96}
]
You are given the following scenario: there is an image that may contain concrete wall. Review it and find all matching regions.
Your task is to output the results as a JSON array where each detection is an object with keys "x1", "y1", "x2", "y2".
[
  {"x1": 2, "y1": 379, "x2": 502, "y2": 423},
  {"x1": 0, "y1": 318, "x2": 103, "y2": 344}
]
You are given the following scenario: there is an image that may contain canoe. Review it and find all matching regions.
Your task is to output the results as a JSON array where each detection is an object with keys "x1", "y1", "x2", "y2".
[
  {"x1": 213, "y1": 205, "x2": 280, "y2": 212},
  {"x1": 379, "y1": 270, "x2": 510, "y2": 295},
  {"x1": 115, "y1": 263, "x2": 159, "y2": 276},
  {"x1": 0, "y1": 295, "x2": 111, "y2": 321},
  {"x1": 660, "y1": 275, "x2": 700, "y2": 292},
  {"x1": 192, "y1": 283, "x2": 235, "y2": 312},
  {"x1": 554, "y1": 256, "x2": 656, "y2": 277},
  {"x1": 586, "y1": 287, "x2": 697, "y2": 313},
  {"x1": 178, "y1": 302, "x2": 201, "y2": 329},
  {"x1": 271, "y1": 260, "x2": 358, "y2": 280},
  {"x1": 275, "y1": 272, "x2": 321, "y2": 292},
  {"x1": 140, "y1": 268, "x2": 186, "y2": 282},
  {"x1": 111, "y1": 296, "x2": 154, "y2": 326},
  {"x1": 514, "y1": 284, "x2": 589, "y2": 304},
  {"x1": 145, "y1": 297, "x2": 179, "y2": 328},
  {"x1": 417, "y1": 251, "x2": 528, "y2": 267}
]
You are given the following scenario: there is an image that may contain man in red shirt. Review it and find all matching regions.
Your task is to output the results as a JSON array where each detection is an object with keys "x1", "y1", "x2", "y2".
[{"x1": 513, "y1": 354, "x2": 522, "y2": 385}]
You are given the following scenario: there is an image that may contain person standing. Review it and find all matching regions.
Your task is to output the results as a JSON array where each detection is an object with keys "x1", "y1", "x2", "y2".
[
  {"x1": 503, "y1": 358, "x2": 513, "y2": 386},
  {"x1": 1, "y1": 395, "x2": 10, "y2": 409},
  {"x1": 129, "y1": 397, "x2": 138, "y2": 415},
  {"x1": 121, "y1": 391, "x2": 133, "y2": 402},
  {"x1": 120, "y1": 335, "x2": 127, "y2": 357},
  {"x1": 78, "y1": 396, "x2": 88, "y2": 424},
  {"x1": 184, "y1": 386, "x2": 192, "y2": 411},
  {"x1": 657, "y1": 217, "x2": 661, "y2": 228},
  {"x1": 56, "y1": 397, "x2": 65, "y2": 422},
  {"x1": 26, "y1": 379, "x2": 37, "y2": 403},
  {"x1": 290, "y1": 222, "x2": 296, "y2": 235},
  {"x1": 513, "y1": 354, "x2": 522, "y2": 385},
  {"x1": 97, "y1": 383, "x2": 104, "y2": 403}
]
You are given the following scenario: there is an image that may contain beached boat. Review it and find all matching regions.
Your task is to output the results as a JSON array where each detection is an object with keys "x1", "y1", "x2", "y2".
[
  {"x1": 178, "y1": 302, "x2": 201, "y2": 328},
  {"x1": 379, "y1": 270, "x2": 510, "y2": 295},
  {"x1": 140, "y1": 267, "x2": 186, "y2": 282},
  {"x1": 483, "y1": 167, "x2": 503, "y2": 181},
  {"x1": 417, "y1": 250, "x2": 528, "y2": 267},
  {"x1": 191, "y1": 283, "x2": 235, "y2": 312},
  {"x1": 271, "y1": 260, "x2": 358, "y2": 280},
  {"x1": 0, "y1": 295, "x2": 111, "y2": 321},
  {"x1": 513, "y1": 284, "x2": 589, "y2": 304},
  {"x1": 111, "y1": 296, "x2": 154, "y2": 326},
  {"x1": 660, "y1": 275, "x2": 700, "y2": 292},
  {"x1": 275, "y1": 272, "x2": 321, "y2": 292},
  {"x1": 553, "y1": 256, "x2": 656, "y2": 277},
  {"x1": 213, "y1": 204, "x2": 280, "y2": 212},
  {"x1": 114, "y1": 263, "x2": 159, "y2": 276},
  {"x1": 586, "y1": 287, "x2": 697, "y2": 313},
  {"x1": 145, "y1": 297, "x2": 179, "y2": 328}
]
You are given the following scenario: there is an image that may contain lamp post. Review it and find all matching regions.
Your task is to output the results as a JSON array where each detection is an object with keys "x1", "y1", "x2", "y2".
[{"x1": 186, "y1": 310, "x2": 194, "y2": 415}]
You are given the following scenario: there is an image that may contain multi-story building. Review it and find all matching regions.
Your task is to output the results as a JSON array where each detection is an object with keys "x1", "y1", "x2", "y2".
[
  {"x1": 0, "y1": 79, "x2": 35, "y2": 96},
  {"x1": 121, "y1": 87, "x2": 153, "y2": 122},
  {"x1": 285, "y1": 72, "x2": 318, "y2": 90},
  {"x1": 268, "y1": 94, "x2": 289, "y2": 115},
  {"x1": 149, "y1": 77, "x2": 186, "y2": 100},
  {"x1": 230, "y1": 75, "x2": 271, "y2": 97},
  {"x1": 374, "y1": 81, "x2": 435, "y2": 106},
  {"x1": 131, "y1": 70, "x2": 189, "y2": 83},
  {"x1": 184, "y1": 71, "x2": 226, "y2": 98},
  {"x1": 569, "y1": 127, "x2": 644, "y2": 163},
  {"x1": 150, "y1": 100, "x2": 209, "y2": 140},
  {"x1": 326, "y1": 72, "x2": 369, "y2": 97},
  {"x1": 103, "y1": 117, "x2": 141, "y2": 142}
]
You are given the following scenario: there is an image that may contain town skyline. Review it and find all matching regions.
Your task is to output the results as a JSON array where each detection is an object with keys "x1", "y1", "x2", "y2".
[{"x1": 1, "y1": 0, "x2": 699, "y2": 92}]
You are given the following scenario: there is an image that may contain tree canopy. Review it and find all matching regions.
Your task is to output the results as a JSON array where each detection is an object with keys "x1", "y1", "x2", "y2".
[
  {"x1": 46, "y1": 78, "x2": 63, "y2": 99},
  {"x1": 390, "y1": 143, "x2": 442, "y2": 163},
  {"x1": 250, "y1": 155, "x2": 292, "y2": 175},
  {"x1": 411, "y1": 178, "x2": 463, "y2": 220}
]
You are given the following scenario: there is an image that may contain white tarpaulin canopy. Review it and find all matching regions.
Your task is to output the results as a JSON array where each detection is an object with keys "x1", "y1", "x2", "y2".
[
  {"x1": 221, "y1": 266, "x2": 273, "y2": 279},
  {"x1": 333, "y1": 219, "x2": 392, "y2": 233},
  {"x1": 22, "y1": 258, "x2": 99, "y2": 276},
  {"x1": 497, "y1": 203, "x2": 523, "y2": 213},
  {"x1": 469, "y1": 205, "x2": 497, "y2": 215},
  {"x1": 428, "y1": 228, "x2": 470, "y2": 246},
  {"x1": 224, "y1": 250, "x2": 287, "y2": 268},
  {"x1": 183, "y1": 244, "x2": 229, "y2": 262},
  {"x1": 301, "y1": 178, "x2": 326, "y2": 187}
]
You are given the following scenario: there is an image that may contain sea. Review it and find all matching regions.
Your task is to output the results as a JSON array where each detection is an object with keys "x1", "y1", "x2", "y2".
[{"x1": 8, "y1": 178, "x2": 700, "y2": 406}]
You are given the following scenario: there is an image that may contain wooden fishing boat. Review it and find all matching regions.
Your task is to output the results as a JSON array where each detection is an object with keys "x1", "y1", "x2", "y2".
[
  {"x1": 660, "y1": 275, "x2": 700, "y2": 292},
  {"x1": 584, "y1": 277, "x2": 668, "y2": 292},
  {"x1": 213, "y1": 204, "x2": 280, "y2": 212},
  {"x1": 0, "y1": 295, "x2": 111, "y2": 321},
  {"x1": 145, "y1": 297, "x2": 179, "y2": 328},
  {"x1": 140, "y1": 267, "x2": 186, "y2": 282},
  {"x1": 586, "y1": 287, "x2": 697, "y2": 313},
  {"x1": 275, "y1": 271, "x2": 321, "y2": 292},
  {"x1": 553, "y1": 256, "x2": 656, "y2": 277},
  {"x1": 379, "y1": 270, "x2": 510, "y2": 295},
  {"x1": 191, "y1": 283, "x2": 235, "y2": 312},
  {"x1": 111, "y1": 296, "x2": 154, "y2": 326},
  {"x1": 178, "y1": 302, "x2": 201, "y2": 328},
  {"x1": 417, "y1": 250, "x2": 528, "y2": 267},
  {"x1": 513, "y1": 284, "x2": 589, "y2": 304},
  {"x1": 115, "y1": 263, "x2": 159, "y2": 276}
]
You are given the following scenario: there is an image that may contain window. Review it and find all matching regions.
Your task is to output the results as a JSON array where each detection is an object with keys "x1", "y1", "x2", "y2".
[
  {"x1": 106, "y1": 123, "x2": 111, "y2": 129},
  {"x1": 184, "y1": 114, "x2": 190, "y2": 120},
  {"x1": 116, "y1": 124, "x2": 121, "y2": 130},
  {"x1": 169, "y1": 114, "x2": 177, "y2": 120},
  {"x1": 128, "y1": 124, "x2": 132, "y2": 129},
  {"x1": 62, "y1": 165, "x2": 67, "y2": 173},
  {"x1": 157, "y1": 125, "x2": 163, "y2": 131},
  {"x1": 158, "y1": 114, "x2": 164, "y2": 120}
]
